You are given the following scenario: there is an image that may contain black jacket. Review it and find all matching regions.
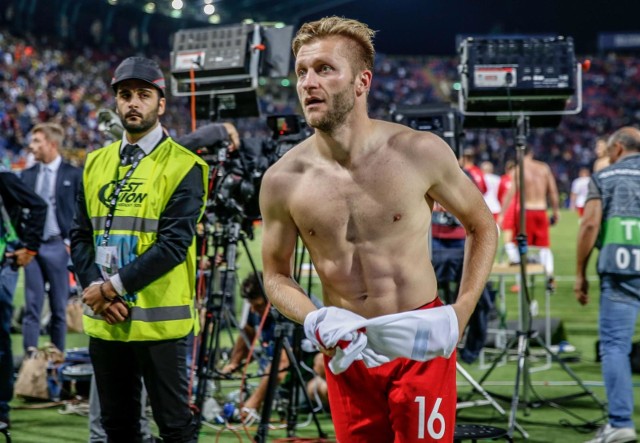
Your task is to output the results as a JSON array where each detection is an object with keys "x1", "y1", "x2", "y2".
[
  {"x1": 70, "y1": 155, "x2": 204, "y2": 293},
  {"x1": 0, "y1": 171, "x2": 47, "y2": 252},
  {"x1": 20, "y1": 160, "x2": 82, "y2": 240}
]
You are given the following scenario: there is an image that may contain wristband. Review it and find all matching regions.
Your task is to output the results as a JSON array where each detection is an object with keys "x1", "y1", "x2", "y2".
[
  {"x1": 25, "y1": 249, "x2": 38, "y2": 256},
  {"x1": 100, "y1": 282, "x2": 116, "y2": 302}
]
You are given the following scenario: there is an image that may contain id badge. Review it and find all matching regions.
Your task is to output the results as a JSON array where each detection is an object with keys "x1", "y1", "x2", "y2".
[{"x1": 95, "y1": 245, "x2": 119, "y2": 279}]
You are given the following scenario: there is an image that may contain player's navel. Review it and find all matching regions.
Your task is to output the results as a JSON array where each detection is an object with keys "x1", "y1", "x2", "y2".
[
  {"x1": 358, "y1": 293, "x2": 368, "y2": 301},
  {"x1": 393, "y1": 213, "x2": 402, "y2": 222}
]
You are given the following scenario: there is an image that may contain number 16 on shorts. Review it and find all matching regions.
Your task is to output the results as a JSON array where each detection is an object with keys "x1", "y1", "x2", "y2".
[{"x1": 415, "y1": 396, "x2": 445, "y2": 440}]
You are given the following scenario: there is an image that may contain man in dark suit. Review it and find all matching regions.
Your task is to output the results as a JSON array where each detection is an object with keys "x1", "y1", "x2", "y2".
[
  {"x1": 20, "y1": 122, "x2": 82, "y2": 354},
  {"x1": 0, "y1": 168, "x2": 46, "y2": 426}
]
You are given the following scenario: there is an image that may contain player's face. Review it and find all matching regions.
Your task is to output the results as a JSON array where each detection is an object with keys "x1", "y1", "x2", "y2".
[
  {"x1": 115, "y1": 79, "x2": 165, "y2": 137},
  {"x1": 295, "y1": 37, "x2": 357, "y2": 133}
]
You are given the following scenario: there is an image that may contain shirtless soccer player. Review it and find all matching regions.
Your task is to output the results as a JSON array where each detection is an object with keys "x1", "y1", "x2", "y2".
[{"x1": 259, "y1": 16, "x2": 498, "y2": 443}]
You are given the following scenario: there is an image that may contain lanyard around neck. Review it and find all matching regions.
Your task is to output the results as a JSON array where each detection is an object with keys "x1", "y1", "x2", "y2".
[{"x1": 100, "y1": 148, "x2": 145, "y2": 247}]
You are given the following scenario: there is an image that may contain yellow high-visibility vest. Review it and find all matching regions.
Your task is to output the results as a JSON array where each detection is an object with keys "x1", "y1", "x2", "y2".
[{"x1": 82, "y1": 138, "x2": 208, "y2": 341}]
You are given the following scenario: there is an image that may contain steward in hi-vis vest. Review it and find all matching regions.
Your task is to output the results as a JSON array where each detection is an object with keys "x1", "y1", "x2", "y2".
[
  {"x1": 81, "y1": 137, "x2": 207, "y2": 341},
  {"x1": 575, "y1": 126, "x2": 640, "y2": 443},
  {"x1": 592, "y1": 153, "x2": 640, "y2": 282},
  {"x1": 70, "y1": 56, "x2": 209, "y2": 441}
]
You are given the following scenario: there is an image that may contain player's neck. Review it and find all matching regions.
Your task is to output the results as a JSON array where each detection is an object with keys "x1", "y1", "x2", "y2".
[{"x1": 316, "y1": 114, "x2": 375, "y2": 164}]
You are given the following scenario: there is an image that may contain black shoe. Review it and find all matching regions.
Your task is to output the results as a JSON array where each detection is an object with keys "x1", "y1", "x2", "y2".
[
  {"x1": 0, "y1": 416, "x2": 11, "y2": 429},
  {"x1": 546, "y1": 277, "x2": 556, "y2": 292}
]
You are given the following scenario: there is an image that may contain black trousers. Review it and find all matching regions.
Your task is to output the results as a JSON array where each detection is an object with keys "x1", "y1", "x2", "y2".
[{"x1": 89, "y1": 335, "x2": 197, "y2": 443}]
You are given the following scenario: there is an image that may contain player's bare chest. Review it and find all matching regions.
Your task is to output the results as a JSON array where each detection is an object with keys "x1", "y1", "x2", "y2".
[{"x1": 288, "y1": 165, "x2": 423, "y2": 234}]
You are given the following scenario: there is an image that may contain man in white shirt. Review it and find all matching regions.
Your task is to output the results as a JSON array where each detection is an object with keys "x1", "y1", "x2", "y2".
[
  {"x1": 570, "y1": 167, "x2": 591, "y2": 218},
  {"x1": 480, "y1": 161, "x2": 501, "y2": 221}
]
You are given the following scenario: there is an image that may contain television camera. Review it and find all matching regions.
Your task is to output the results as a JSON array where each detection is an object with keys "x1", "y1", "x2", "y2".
[{"x1": 196, "y1": 114, "x2": 310, "y2": 235}]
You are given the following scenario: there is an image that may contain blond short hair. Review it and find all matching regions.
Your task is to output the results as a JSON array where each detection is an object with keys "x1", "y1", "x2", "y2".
[
  {"x1": 292, "y1": 16, "x2": 376, "y2": 73},
  {"x1": 31, "y1": 122, "x2": 65, "y2": 147}
]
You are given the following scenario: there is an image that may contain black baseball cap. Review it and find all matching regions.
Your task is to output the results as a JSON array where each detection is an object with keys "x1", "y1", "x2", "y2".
[{"x1": 111, "y1": 56, "x2": 166, "y2": 97}]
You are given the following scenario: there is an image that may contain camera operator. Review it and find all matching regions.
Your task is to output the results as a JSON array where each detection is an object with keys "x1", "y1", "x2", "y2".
[
  {"x1": 218, "y1": 272, "x2": 290, "y2": 425},
  {"x1": 0, "y1": 169, "x2": 46, "y2": 427},
  {"x1": 176, "y1": 122, "x2": 240, "y2": 154},
  {"x1": 218, "y1": 271, "x2": 325, "y2": 424}
]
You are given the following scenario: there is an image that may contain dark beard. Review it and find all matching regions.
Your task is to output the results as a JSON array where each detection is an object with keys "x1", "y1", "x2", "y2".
[
  {"x1": 122, "y1": 110, "x2": 158, "y2": 135},
  {"x1": 306, "y1": 83, "x2": 355, "y2": 133}
]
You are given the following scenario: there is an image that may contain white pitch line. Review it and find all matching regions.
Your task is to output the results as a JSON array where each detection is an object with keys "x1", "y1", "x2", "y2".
[{"x1": 457, "y1": 380, "x2": 640, "y2": 387}]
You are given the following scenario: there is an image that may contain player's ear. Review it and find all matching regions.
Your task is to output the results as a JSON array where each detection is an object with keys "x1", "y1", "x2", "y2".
[{"x1": 356, "y1": 70, "x2": 372, "y2": 95}]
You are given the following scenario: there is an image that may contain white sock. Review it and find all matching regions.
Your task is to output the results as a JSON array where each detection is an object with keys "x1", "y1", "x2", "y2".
[
  {"x1": 505, "y1": 242, "x2": 520, "y2": 264},
  {"x1": 539, "y1": 247, "x2": 554, "y2": 276}
]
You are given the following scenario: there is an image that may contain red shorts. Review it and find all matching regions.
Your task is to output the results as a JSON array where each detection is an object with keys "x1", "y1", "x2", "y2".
[
  {"x1": 502, "y1": 203, "x2": 550, "y2": 247},
  {"x1": 324, "y1": 298, "x2": 457, "y2": 443},
  {"x1": 515, "y1": 209, "x2": 550, "y2": 247}
]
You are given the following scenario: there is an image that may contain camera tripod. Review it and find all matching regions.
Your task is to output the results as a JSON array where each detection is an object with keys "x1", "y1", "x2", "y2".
[
  {"x1": 193, "y1": 218, "x2": 262, "y2": 427},
  {"x1": 254, "y1": 311, "x2": 328, "y2": 442},
  {"x1": 465, "y1": 116, "x2": 605, "y2": 439},
  {"x1": 255, "y1": 239, "x2": 327, "y2": 442},
  {"x1": 428, "y1": 218, "x2": 516, "y2": 429},
  {"x1": 193, "y1": 219, "x2": 327, "y2": 442}
]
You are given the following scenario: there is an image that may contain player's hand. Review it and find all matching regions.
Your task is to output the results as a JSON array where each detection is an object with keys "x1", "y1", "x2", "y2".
[
  {"x1": 303, "y1": 307, "x2": 366, "y2": 353},
  {"x1": 573, "y1": 276, "x2": 589, "y2": 305},
  {"x1": 318, "y1": 347, "x2": 336, "y2": 358}
]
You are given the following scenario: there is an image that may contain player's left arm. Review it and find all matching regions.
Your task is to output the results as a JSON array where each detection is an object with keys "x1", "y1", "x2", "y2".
[{"x1": 423, "y1": 136, "x2": 498, "y2": 337}]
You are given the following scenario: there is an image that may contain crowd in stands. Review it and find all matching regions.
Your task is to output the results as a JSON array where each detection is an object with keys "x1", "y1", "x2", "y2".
[{"x1": 1, "y1": 26, "x2": 639, "y2": 201}]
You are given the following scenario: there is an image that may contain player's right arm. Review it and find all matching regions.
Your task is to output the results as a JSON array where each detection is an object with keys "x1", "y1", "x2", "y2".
[{"x1": 259, "y1": 165, "x2": 318, "y2": 325}]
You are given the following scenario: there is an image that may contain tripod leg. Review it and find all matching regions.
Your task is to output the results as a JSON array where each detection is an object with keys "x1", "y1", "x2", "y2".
[
  {"x1": 474, "y1": 334, "x2": 518, "y2": 387},
  {"x1": 533, "y1": 336, "x2": 606, "y2": 409},
  {"x1": 255, "y1": 329, "x2": 285, "y2": 443},
  {"x1": 280, "y1": 337, "x2": 327, "y2": 438},
  {"x1": 508, "y1": 333, "x2": 530, "y2": 440},
  {"x1": 456, "y1": 362, "x2": 505, "y2": 414},
  {"x1": 522, "y1": 342, "x2": 531, "y2": 416},
  {"x1": 255, "y1": 331, "x2": 327, "y2": 442}
]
